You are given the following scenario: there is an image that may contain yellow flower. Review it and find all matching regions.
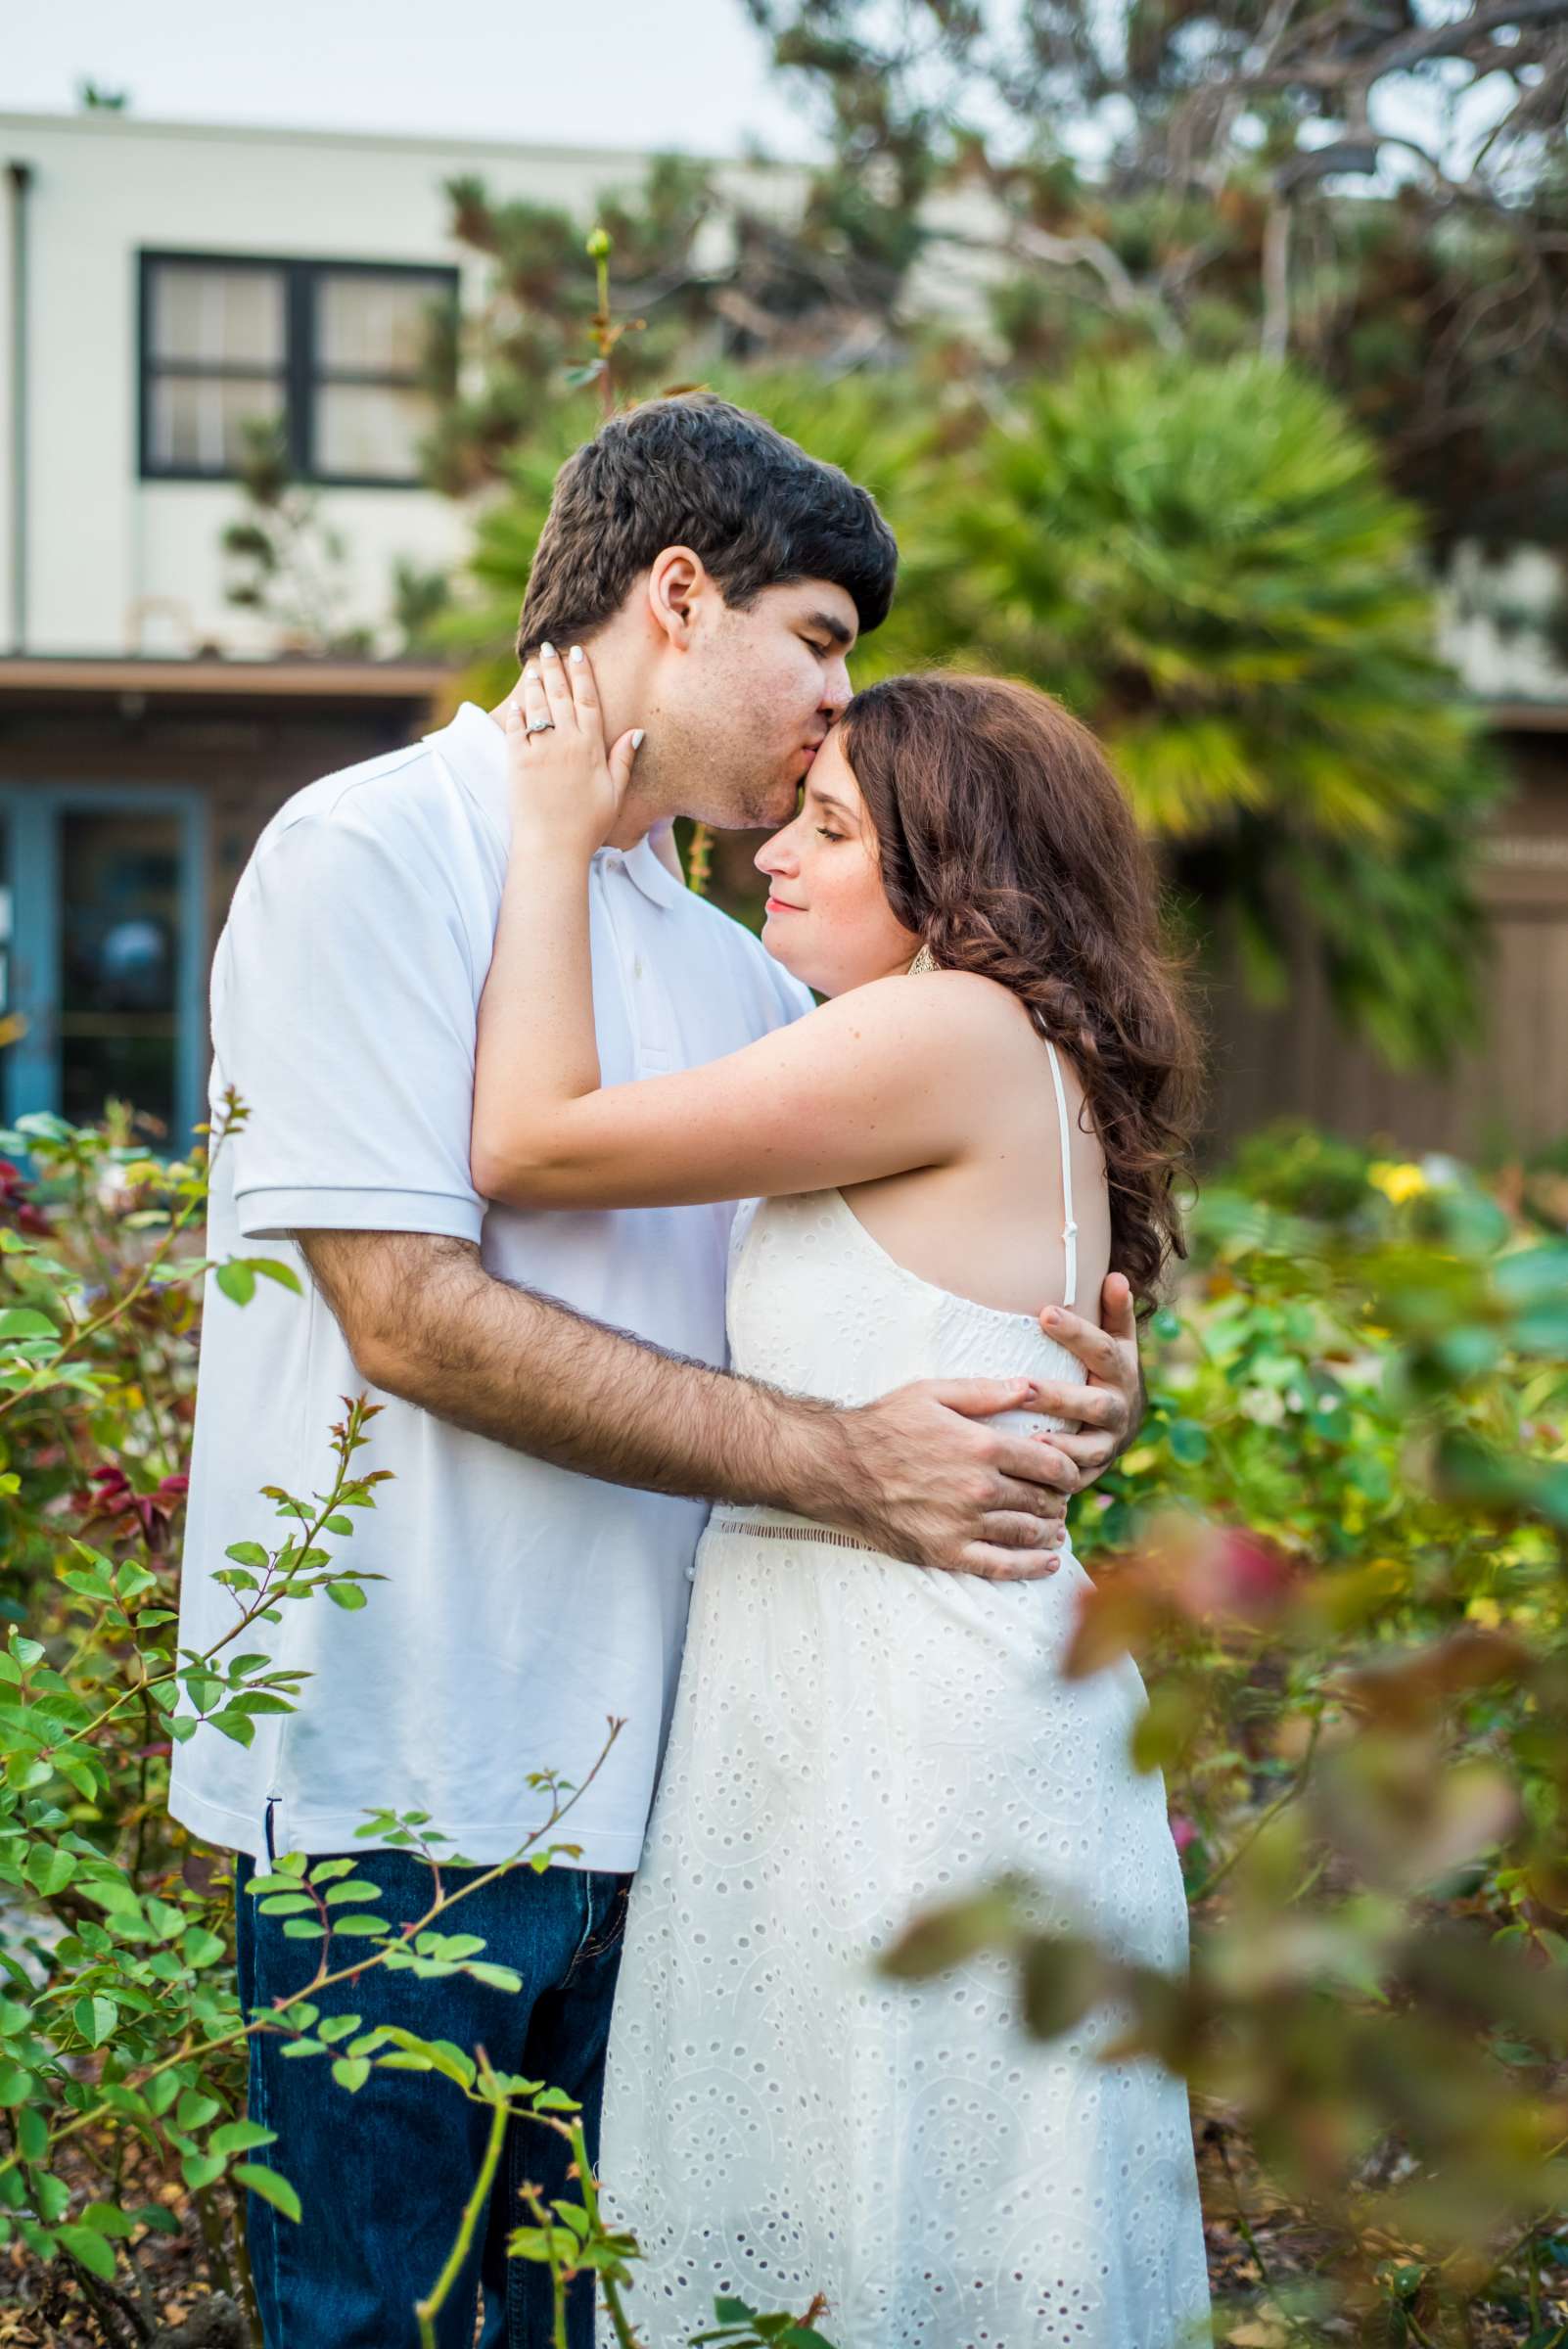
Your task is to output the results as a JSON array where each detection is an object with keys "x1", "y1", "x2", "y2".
[{"x1": 1368, "y1": 1160, "x2": 1427, "y2": 1205}]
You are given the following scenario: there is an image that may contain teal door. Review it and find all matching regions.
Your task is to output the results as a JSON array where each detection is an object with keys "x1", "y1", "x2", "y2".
[{"x1": 0, "y1": 788, "x2": 208, "y2": 1148}]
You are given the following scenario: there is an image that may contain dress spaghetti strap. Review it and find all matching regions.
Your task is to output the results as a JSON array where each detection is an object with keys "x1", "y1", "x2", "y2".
[{"x1": 1043, "y1": 1038, "x2": 1079, "y2": 1309}]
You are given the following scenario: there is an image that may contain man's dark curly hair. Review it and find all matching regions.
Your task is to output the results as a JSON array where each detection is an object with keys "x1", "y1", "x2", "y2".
[{"x1": 517, "y1": 394, "x2": 899, "y2": 661}]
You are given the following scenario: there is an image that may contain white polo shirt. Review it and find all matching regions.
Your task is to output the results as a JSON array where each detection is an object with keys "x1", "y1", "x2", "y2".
[{"x1": 170, "y1": 703, "x2": 811, "y2": 1869}]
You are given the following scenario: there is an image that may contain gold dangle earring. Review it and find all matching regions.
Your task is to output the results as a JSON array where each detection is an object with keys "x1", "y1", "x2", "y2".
[{"x1": 907, "y1": 942, "x2": 939, "y2": 976}]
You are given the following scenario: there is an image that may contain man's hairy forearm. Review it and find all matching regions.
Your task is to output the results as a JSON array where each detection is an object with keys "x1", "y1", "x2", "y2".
[{"x1": 298, "y1": 1229, "x2": 846, "y2": 1511}]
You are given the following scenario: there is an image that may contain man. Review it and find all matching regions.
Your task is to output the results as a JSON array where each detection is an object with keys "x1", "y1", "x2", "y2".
[{"x1": 172, "y1": 395, "x2": 1143, "y2": 2346}]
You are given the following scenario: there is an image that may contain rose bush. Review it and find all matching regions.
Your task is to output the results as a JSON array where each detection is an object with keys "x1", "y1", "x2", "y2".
[
  {"x1": 3, "y1": 1108, "x2": 1565, "y2": 2346},
  {"x1": 899, "y1": 1126, "x2": 1568, "y2": 2344}
]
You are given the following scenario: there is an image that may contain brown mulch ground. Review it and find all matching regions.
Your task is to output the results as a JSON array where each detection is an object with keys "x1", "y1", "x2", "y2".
[{"x1": 4, "y1": 2119, "x2": 1559, "y2": 2344}]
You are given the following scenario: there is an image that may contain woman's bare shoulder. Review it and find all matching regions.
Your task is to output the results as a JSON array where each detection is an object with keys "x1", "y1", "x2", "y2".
[
  {"x1": 906, "y1": 967, "x2": 1048, "y2": 1052},
  {"x1": 813, "y1": 970, "x2": 1047, "y2": 1118},
  {"x1": 821, "y1": 967, "x2": 1030, "y2": 1048}
]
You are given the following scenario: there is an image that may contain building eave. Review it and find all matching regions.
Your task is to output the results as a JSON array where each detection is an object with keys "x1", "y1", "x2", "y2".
[
  {"x1": 0, "y1": 107, "x2": 801, "y2": 179},
  {"x1": 0, "y1": 655, "x2": 458, "y2": 704},
  {"x1": 2, "y1": 660, "x2": 1564, "y2": 730},
  {"x1": 1481, "y1": 699, "x2": 1568, "y2": 733}
]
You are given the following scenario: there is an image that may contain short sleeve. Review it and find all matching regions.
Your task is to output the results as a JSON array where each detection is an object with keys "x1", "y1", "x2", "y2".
[{"x1": 215, "y1": 808, "x2": 485, "y2": 1245}]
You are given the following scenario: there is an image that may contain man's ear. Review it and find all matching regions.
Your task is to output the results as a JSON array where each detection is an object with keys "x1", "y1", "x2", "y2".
[{"x1": 645, "y1": 546, "x2": 707, "y2": 650}]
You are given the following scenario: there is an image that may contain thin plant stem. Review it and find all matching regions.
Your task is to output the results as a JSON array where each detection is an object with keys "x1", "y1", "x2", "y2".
[
  {"x1": 572, "y1": 2116, "x2": 646, "y2": 2349},
  {"x1": 1195, "y1": 1711, "x2": 1323, "y2": 1898},
  {"x1": 10, "y1": 1721, "x2": 623, "y2": 2179},
  {"x1": 415, "y1": 2092, "x2": 509, "y2": 2349}
]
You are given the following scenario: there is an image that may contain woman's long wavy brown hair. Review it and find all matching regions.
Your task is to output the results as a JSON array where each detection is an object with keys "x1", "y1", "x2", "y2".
[{"x1": 840, "y1": 672, "x2": 1200, "y2": 1311}]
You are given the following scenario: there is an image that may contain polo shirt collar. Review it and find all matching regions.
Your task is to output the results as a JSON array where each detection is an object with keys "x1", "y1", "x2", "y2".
[
  {"x1": 616, "y1": 831, "x2": 686, "y2": 910},
  {"x1": 430, "y1": 701, "x2": 684, "y2": 911}
]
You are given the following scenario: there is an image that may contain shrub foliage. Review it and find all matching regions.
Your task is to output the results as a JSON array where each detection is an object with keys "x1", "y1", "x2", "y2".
[{"x1": 2, "y1": 1112, "x2": 1566, "y2": 2343}]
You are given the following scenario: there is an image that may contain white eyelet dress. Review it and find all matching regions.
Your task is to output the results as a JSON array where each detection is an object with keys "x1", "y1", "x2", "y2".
[{"x1": 595, "y1": 1043, "x2": 1212, "y2": 2349}]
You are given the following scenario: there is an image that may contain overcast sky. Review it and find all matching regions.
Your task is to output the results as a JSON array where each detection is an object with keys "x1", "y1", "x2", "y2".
[{"x1": 7, "y1": 0, "x2": 822, "y2": 160}]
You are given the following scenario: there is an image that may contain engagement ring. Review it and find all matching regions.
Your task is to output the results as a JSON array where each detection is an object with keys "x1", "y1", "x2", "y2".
[{"x1": 526, "y1": 716, "x2": 555, "y2": 735}]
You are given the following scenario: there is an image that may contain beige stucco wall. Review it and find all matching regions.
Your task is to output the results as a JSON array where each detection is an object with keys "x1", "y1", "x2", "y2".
[{"x1": 0, "y1": 111, "x2": 804, "y2": 659}]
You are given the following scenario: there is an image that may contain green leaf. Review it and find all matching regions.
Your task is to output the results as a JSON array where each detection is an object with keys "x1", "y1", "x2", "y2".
[
  {"x1": 364, "y1": 2032, "x2": 473, "y2": 2088},
  {"x1": 215, "y1": 1260, "x2": 257, "y2": 1307},
  {"x1": 331, "y1": 2055, "x2": 371, "y2": 2094},
  {"x1": 329, "y1": 1913, "x2": 392, "y2": 1937},
  {"x1": 464, "y1": 1961, "x2": 523, "y2": 1993},
  {"x1": 314, "y1": 2013, "x2": 363, "y2": 2044},
  {"x1": 32, "y1": 2171, "x2": 70, "y2": 2226},
  {"x1": 25, "y1": 1845, "x2": 75, "y2": 1897},
  {"x1": 417, "y1": 1931, "x2": 486, "y2": 1961},
  {"x1": 176, "y1": 2088, "x2": 222, "y2": 2132},
  {"x1": 72, "y1": 1995, "x2": 117, "y2": 2049},
  {"x1": 132, "y1": 2202, "x2": 182, "y2": 2235},
  {"x1": 99, "y1": 2085, "x2": 152, "y2": 2123},
  {"x1": 232, "y1": 2163, "x2": 301, "y2": 2223},
  {"x1": 225, "y1": 1542, "x2": 270, "y2": 1568},
  {"x1": 0, "y1": 1309, "x2": 58, "y2": 1340},
  {"x1": 145, "y1": 2070, "x2": 181, "y2": 2116},
  {"x1": 80, "y1": 2201, "x2": 140, "y2": 2238},
  {"x1": 208, "y1": 2119, "x2": 277, "y2": 2157},
  {"x1": 55, "y1": 2221, "x2": 118, "y2": 2280},
  {"x1": 181, "y1": 2151, "x2": 226, "y2": 2191},
  {"x1": 325, "y1": 1581, "x2": 368, "y2": 1611},
  {"x1": 251, "y1": 1258, "x2": 303, "y2": 1295}
]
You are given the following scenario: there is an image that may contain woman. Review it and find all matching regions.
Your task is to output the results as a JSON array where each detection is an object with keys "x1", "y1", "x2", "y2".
[{"x1": 472, "y1": 645, "x2": 1211, "y2": 2348}]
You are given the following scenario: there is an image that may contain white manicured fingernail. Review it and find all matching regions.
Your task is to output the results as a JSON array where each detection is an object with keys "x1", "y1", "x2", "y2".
[
  {"x1": 541, "y1": 641, "x2": 558, "y2": 660},
  {"x1": 525, "y1": 666, "x2": 538, "y2": 682},
  {"x1": 632, "y1": 729, "x2": 645, "y2": 750},
  {"x1": 569, "y1": 645, "x2": 584, "y2": 664}
]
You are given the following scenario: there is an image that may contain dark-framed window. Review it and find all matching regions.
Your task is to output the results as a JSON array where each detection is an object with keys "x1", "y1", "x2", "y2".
[{"x1": 138, "y1": 251, "x2": 458, "y2": 487}]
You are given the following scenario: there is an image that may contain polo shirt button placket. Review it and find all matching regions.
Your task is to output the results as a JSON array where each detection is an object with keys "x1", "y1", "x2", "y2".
[{"x1": 606, "y1": 862, "x2": 676, "y2": 1074}]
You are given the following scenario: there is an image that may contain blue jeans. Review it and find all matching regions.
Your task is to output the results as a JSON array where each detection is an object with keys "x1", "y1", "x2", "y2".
[{"x1": 234, "y1": 1849, "x2": 631, "y2": 2348}]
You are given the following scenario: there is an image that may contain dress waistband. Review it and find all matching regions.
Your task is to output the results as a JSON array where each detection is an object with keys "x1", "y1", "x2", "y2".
[{"x1": 706, "y1": 1506, "x2": 875, "y2": 1552}]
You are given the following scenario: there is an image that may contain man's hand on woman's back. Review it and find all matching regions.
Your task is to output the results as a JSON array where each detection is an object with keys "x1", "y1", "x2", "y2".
[
  {"x1": 1025, "y1": 1270, "x2": 1145, "y2": 1487},
  {"x1": 807, "y1": 1267, "x2": 1145, "y2": 1581}
]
